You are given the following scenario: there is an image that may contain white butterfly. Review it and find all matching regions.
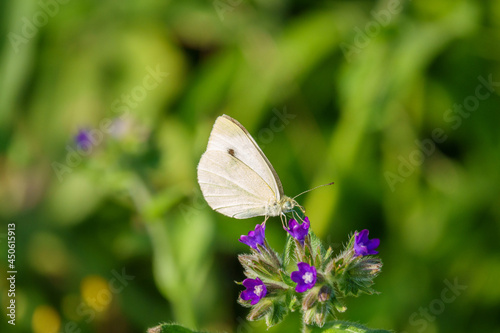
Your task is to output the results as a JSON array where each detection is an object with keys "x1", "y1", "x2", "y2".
[{"x1": 197, "y1": 115, "x2": 301, "y2": 222}]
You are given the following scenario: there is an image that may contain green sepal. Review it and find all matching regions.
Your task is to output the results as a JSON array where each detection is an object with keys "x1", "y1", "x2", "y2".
[
  {"x1": 323, "y1": 246, "x2": 333, "y2": 262},
  {"x1": 259, "y1": 240, "x2": 282, "y2": 268},
  {"x1": 264, "y1": 298, "x2": 289, "y2": 327},
  {"x1": 302, "y1": 286, "x2": 320, "y2": 310},
  {"x1": 247, "y1": 299, "x2": 273, "y2": 321},
  {"x1": 309, "y1": 230, "x2": 326, "y2": 257},
  {"x1": 283, "y1": 233, "x2": 296, "y2": 266},
  {"x1": 238, "y1": 253, "x2": 274, "y2": 279},
  {"x1": 323, "y1": 256, "x2": 336, "y2": 276},
  {"x1": 288, "y1": 292, "x2": 300, "y2": 312},
  {"x1": 237, "y1": 296, "x2": 254, "y2": 308},
  {"x1": 337, "y1": 257, "x2": 382, "y2": 296},
  {"x1": 279, "y1": 269, "x2": 296, "y2": 287},
  {"x1": 314, "y1": 252, "x2": 322, "y2": 270}
]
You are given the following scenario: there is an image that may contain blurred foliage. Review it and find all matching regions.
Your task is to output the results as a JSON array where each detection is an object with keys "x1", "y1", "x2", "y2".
[{"x1": 1, "y1": 0, "x2": 500, "y2": 333}]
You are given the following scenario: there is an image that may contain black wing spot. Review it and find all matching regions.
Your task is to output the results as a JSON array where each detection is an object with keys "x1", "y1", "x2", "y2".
[{"x1": 228, "y1": 148, "x2": 235, "y2": 157}]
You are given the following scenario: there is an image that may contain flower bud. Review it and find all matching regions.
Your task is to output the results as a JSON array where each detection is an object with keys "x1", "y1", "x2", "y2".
[
  {"x1": 318, "y1": 285, "x2": 331, "y2": 303},
  {"x1": 247, "y1": 299, "x2": 273, "y2": 321},
  {"x1": 302, "y1": 287, "x2": 319, "y2": 310},
  {"x1": 338, "y1": 257, "x2": 382, "y2": 296}
]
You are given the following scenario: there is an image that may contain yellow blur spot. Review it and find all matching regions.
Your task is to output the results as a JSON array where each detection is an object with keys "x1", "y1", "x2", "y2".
[
  {"x1": 80, "y1": 275, "x2": 112, "y2": 313},
  {"x1": 32, "y1": 305, "x2": 61, "y2": 333}
]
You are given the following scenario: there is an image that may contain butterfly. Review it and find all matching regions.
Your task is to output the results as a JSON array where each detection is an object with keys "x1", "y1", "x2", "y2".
[
  {"x1": 198, "y1": 115, "x2": 332, "y2": 224},
  {"x1": 197, "y1": 115, "x2": 301, "y2": 223}
]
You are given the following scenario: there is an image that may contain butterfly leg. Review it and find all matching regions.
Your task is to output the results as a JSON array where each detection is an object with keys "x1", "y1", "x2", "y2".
[
  {"x1": 291, "y1": 209, "x2": 305, "y2": 225},
  {"x1": 280, "y1": 213, "x2": 288, "y2": 229},
  {"x1": 298, "y1": 204, "x2": 306, "y2": 215},
  {"x1": 262, "y1": 215, "x2": 269, "y2": 227}
]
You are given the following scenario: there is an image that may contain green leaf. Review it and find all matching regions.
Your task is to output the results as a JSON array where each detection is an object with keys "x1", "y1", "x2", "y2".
[
  {"x1": 306, "y1": 320, "x2": 393, "y2": 333},
  {"x1": 143, "y1": 188, "x2": 184, "y2": 221},
  {"x1": 147, "y1": 323, "x2": 201, "y2": 333}
]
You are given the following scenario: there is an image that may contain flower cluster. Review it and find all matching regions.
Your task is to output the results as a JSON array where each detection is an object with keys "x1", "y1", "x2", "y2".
[{"x1": 237, "y1": 216, "x2": 382, "y2": 328}]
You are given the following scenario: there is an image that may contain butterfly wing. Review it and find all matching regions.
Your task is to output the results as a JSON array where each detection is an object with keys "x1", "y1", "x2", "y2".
[
  {"x1": 197, "y1": 115, "x2": 284, "y2": 219},
  {"x1": 198, "y1": 150, "x2": 277, "y2": 218}
]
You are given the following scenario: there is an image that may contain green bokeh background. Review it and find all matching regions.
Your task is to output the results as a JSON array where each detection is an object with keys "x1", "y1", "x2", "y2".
[{"x1": 1, "y1": 0, "x2": 499, "y2": 332}]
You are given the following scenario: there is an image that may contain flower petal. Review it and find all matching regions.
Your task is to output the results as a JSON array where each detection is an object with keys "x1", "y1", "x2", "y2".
[
  {"x1": 290, "y1": 271, "x2": 302, "y2": 283},
  {"x1": 367, "y1": 238, "x2": 380, "y2": 251},
  {"x1": 239, "y1": 224, "x2": 266, "y2": 250},
  {"x1": 295, "y1": 284, "x2": 308, "y2": 293},
  {"x1": 354, "y1": 229, "x2": 380, "y2": 256},
  {"x1": 240, "y1": 278, "x2": 266, "y2": 305},
  {"x1": 291, "y1": 262, "x2": 317, "y2": 293}
]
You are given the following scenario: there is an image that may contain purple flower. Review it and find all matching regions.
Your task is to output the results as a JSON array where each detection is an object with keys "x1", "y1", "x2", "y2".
[
  {"x1": 291, "y1": 262, "x2": 317, "y2": 293},
  {"x1": 353, "y1": 229, "x2": 380, "y2": 257},
  {"x1": 240, "y1": 277, "x2": 267, "y2": 305},
  {"x1": 75, "y1": 129, "x2": 92, "y2": 149},
  {"x1": 239, "y1": 223, "x2": 266, "y2": 251},
  {"x1": 284, "y1": 217, "x2": 310, "y2": 244}
]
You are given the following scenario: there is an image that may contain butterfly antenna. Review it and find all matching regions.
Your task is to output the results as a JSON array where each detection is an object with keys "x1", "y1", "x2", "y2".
[{"x1": 292, "y1": 182, "x2": 335, "y2": 200}]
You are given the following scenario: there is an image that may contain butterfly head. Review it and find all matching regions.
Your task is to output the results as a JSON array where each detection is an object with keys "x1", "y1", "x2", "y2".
[
  {"x1": 280, "y1": 196, "x2": 305, "y2": 215},
  {"x1": 276, "y1": 196, "x2": 305, "y2": 228}
]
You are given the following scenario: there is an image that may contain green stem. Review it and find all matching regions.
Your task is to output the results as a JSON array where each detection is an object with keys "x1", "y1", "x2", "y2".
[
  {"x1": 302, "y1": 323, "x2": 314, "y2": 333},
  {"x1": 128, "y1": 175, "x2": 198, "y2": 327}
]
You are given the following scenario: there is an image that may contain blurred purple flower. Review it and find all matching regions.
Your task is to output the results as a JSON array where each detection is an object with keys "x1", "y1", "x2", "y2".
[
  {"x1": 284, "y1": 217, "x2": 310, "y2": 244},
  {"x1": 241, "y1": 277, "x2": 267, "y2": 305},
  {"x1": 353, "y1": 229, "x2": 380, "y2": 257},
  {"x1": 291, "y1": 262, "x2": 317, "y2": 293},
  {"x1": 75, "y1": 129, "x2": 92, "y2": 149},
  {"x1": 239, "y1": 223, "x2": 266, "y2": 251}
]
